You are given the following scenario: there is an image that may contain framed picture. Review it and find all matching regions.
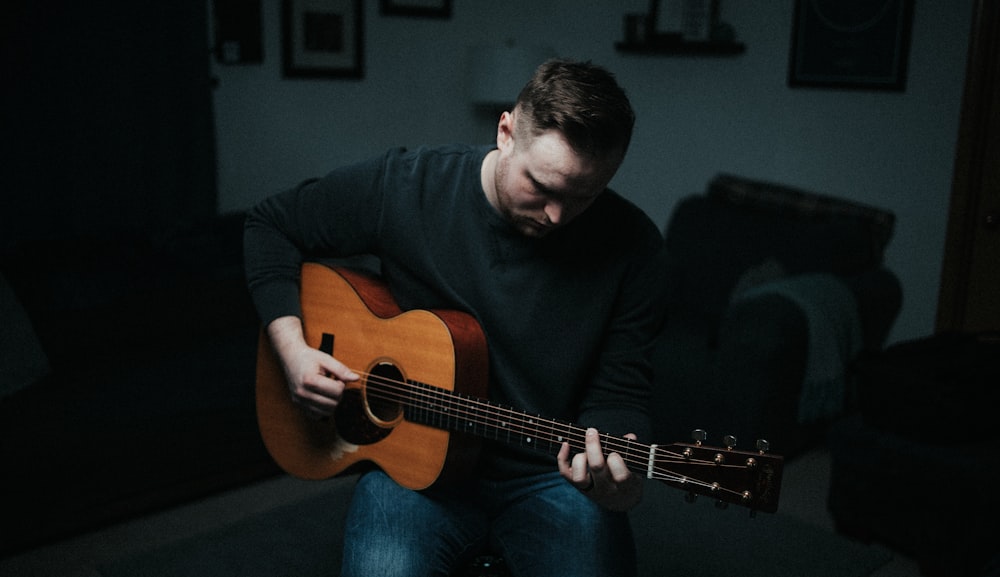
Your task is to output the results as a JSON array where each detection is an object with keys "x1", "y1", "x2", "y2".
[
  {"x1": 380, "y1": 0, "x2": 451, "y2": 19},
  {"x1": 282, "y1": 0, "x2": 363, "y2": 79},
  {"x1": 789, "y1": 0, "x2": 914, "y2": 91}
]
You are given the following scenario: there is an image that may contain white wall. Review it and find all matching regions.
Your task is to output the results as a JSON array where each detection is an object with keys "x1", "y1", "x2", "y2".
[{"x1": 210, "y1": 1, "x2": 973, "y2": 345}]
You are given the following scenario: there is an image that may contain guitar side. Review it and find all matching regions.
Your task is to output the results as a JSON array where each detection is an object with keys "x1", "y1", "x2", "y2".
[{"x1": 255, "y1": 263, "x2": 488, "y2": 489}]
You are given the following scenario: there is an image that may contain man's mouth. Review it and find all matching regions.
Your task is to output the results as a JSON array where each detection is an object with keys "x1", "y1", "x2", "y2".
[{"x1": 531, "y1": 219, "x2": 553, "y2": 232}]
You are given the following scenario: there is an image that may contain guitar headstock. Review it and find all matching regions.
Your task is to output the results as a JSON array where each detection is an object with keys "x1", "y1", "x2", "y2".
[{"x1": 652, "y1": 431, "x2": 783, "y2": 513}]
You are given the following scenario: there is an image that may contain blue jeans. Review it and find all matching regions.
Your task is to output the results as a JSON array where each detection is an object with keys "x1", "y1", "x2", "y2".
[{"x1": 340, "y1": 469, "x2": 637, "y2": 577}]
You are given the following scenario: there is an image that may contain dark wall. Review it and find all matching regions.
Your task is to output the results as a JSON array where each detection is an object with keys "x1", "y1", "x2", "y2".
[{"x1": 2, "y1": 1, "x2": 217, "y2": 250}]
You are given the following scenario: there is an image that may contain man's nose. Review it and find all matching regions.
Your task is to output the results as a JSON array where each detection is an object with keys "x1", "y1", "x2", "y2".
[{"x1": 544, "y1": 202, "x2": 563, "y2": 225}]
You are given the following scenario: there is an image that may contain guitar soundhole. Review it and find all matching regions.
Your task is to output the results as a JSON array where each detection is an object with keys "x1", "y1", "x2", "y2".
[
  {"x1": 333, "y1": 361, "x2": 404, "y2": 446},
  {"x1": 367, "y1": 362, "x2": 405, "y2": 424}
]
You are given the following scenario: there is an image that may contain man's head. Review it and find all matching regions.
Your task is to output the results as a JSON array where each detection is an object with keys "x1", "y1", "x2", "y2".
[
  {"x1": 514, "y1": 58, "x2": 635, "y2": 165},
  {"x1": 486, "y1": 59, "x2": 635, "y2": 238}
]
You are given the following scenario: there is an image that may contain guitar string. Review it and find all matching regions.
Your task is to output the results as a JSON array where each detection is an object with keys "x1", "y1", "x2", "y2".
[
  {"x1": 337, "y1": 368, "x2": 756, "y2": 499},
  {"x1": 359, "y1": 370, "x2": 750, "y2": 498},
  {"x1": 359, "y1": 368, "x2": 711, "y2": 460},
  {"x1": 362, "y1": 368, "x2": 628, "y2": 453}
]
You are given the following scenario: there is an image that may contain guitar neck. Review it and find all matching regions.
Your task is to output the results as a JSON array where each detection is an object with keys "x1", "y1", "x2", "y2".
[
  {"x1": 371, "y1": 375, "x2": 782, "y2": 513},
  {"x1": 403, "y1": 378, "x2": 637, "y2": 461}
]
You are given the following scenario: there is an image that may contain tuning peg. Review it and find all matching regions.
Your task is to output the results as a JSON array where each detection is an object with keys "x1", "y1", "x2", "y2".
[
  {"x1": 691, "y1": 429, "x2": 707, "y2": 445},
  {"x1": 723, "y1": 434, "x2": 737, "y2": 449},
  {"x1": 756, "y1": 439, "x2": 770, "y2": 453}
]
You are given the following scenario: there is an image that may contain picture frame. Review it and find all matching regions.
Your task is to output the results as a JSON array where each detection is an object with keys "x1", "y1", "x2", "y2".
[
  {"x1": 282, "y1": 0, "x2": 363, "y2": 79},
  {"x1": 380, "y1": 0, "x2": 451, "y2": 19},
  {"x1": 788, "y1": 0, "x2": 914, "y2": 91}
]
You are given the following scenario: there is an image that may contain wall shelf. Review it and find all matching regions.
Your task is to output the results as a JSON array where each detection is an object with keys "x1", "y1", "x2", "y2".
[{"x1": 615, "y1": 40, "x2": 746, "y2": 56}]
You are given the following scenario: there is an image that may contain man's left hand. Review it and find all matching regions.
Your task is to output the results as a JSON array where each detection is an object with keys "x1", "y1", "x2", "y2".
[{"x1": 557, "y1": 428, "x2": 643, "y2": 512}]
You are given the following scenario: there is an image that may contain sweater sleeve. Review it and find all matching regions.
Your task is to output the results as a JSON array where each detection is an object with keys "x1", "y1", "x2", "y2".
[
  {"x1": 243, "y1": 152, "x2": 389, "y2": 326},
  {"x1": 575, "y1": 221, "x2": 670, "y2": 444}
]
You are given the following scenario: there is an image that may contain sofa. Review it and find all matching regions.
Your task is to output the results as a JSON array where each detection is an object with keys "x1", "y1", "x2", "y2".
[{"x1": 648, "y1": 174, "x2": 902, "y2": 459}]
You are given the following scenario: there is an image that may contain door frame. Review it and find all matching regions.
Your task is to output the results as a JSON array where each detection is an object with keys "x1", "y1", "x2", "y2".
[{"x1": 936, "y1": 0, "x2": 1000, "y2": 331}]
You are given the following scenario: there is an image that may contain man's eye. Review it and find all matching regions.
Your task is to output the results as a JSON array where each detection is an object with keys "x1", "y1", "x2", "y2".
[{"x1": 532, "y1": 183, "x2": 553, "y2": 198}]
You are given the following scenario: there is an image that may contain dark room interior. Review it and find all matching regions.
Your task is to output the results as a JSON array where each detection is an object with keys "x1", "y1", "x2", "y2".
[{"x1": 2, "y1": 2, "x2": 998, "y2": 576}]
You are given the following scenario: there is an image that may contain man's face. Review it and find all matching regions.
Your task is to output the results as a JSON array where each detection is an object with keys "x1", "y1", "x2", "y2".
[{"x1": 491, "y1": 111, "x2": 618, "y2": 238}]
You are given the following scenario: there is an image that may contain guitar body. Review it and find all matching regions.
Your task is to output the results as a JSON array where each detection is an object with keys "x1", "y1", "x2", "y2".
[{"x1": 256, "y1": 263, "x2": 488, "y2": 489}]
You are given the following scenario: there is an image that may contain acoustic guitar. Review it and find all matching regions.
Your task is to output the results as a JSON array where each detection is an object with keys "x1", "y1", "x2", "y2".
[{"x1": 256, "y1": 262, "x2": 784, "y2": 513}]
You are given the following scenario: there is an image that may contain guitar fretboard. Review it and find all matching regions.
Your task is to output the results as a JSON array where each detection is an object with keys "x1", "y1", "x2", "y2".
[
  {"x1": 375, "y1": 376, "x2": 656, "y2": 479},
  {"x1": 405, "y1": 380, "x2": 619, "y2": 450}
]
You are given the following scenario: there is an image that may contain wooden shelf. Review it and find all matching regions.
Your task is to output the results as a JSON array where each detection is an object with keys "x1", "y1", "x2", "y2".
[{"x1": 615, "y1": 40, "x2": 746, "y2": 56}]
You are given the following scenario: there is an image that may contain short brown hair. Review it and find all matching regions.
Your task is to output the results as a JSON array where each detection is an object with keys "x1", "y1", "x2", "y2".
[{"x1": 514, "y1": 59, "x2": 635, "y2": 160}]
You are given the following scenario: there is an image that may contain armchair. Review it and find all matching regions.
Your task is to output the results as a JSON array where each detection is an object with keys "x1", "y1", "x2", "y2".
[{"x1": 648, "y1": 174, "x2": 902, "y2": 458}]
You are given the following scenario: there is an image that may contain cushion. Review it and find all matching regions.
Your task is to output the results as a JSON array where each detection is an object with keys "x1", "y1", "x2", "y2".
[
  {"x1": 663, "y1": 174, "x2": 897, "y2": 317},
  {"x1": 707, "y1": 173, "x2": 895, "y2": 273}
]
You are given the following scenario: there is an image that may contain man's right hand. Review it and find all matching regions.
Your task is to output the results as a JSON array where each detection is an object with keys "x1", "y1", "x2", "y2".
[{"x1": 266, "y1": 316, "x2": 360, "y2": 419}]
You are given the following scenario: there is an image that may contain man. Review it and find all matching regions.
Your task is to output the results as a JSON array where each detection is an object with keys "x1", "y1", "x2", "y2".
[{"x1": 244, "y1": 58, "x2": 667, "y2": 577}]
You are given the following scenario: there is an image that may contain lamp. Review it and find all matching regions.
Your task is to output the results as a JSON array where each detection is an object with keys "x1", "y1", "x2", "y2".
[{"x1": 468, "y1": 42, "x2": 555, "y2": 108}]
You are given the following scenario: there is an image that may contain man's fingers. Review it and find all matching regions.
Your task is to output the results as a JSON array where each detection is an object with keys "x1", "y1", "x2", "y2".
[{"x1": 584, "y1": 428, "x2": 609, "y2": 475}]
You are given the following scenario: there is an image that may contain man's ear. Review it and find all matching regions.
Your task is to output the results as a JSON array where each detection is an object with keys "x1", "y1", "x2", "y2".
[{"x1": 496, "y1": 110, "x2": 515, "y2": 151}]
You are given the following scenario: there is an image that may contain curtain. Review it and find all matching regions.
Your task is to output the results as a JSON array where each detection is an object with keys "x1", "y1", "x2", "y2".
[{"x1": 2, "y1": 0, "x2": 217, "y2": 249}]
